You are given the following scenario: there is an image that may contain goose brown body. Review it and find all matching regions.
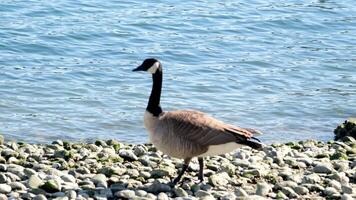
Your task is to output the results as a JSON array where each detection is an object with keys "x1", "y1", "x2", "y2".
[{"x1": 144, "y1": 110, "x2": 257, "y2": 159}]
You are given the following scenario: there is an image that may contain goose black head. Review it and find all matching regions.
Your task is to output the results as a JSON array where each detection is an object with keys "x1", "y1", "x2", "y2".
[{"x1": 132, "y1": 58, "x2": 161, "y2": 74}]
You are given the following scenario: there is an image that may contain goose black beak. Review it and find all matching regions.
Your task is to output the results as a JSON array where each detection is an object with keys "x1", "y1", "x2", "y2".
[{"x1": 132, "y1": 65, "x2": 144, "y2": 72}]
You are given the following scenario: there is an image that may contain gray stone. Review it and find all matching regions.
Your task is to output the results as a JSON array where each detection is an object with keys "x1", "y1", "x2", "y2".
[
  {"x1": 0, "y1": 174, "x2": 7, "y2": 183},
  {"x1": 330, "y1": 172, "x2": 350, "y2": 184},
  {"x1": 195, "y1": 190, "x2": 214, "y2": 198},
  {"x1": 119, "y1": 149, "x2": 138, "y2": 161},
  {"x1": 328, "y1": 179, "x2": 342, "y2": 191},
  {"x1": 302, "y1": 183, "x2": 325, "y2": 192},
  {"x1": 28, "y1": 175, "x2": 43, "y2": 189},
  {"x1": 139, "y1": 171, "x2": 151, "y2": 179},
  {"x1": 0, "y1": 193, "x2": 7, "y2": 200},
  {"x1": 173, "y1": 187, "x2": 188, "y2": 197},
  {"x1": 302, "y1": 173, "x2": 321, "y2": 184},
  {"x1": 115, "y1": 189, "x2": 136, "y2": 199},
  {"x1": 341, "y1": 194, "x2": 354, "y2": 200},
  {"x1": 235, "y1": 188, "x2": 248, "y2": 197},
  {"x1": 221, "y1": 163, "x2": 236, "y2": 176},
  {"x1": 293, "y1": 186, "x2": 309, "y2": 195},
  {"x1": 150, "y1": 168, "x2": 175, "y2": 178},
  {"x1": 157, "y1": 192, "x2": 169, "y2": 200},
  {"x1": 24, "y1": 168, "x2": 38, "y2": 177},
  {"x1": 133, "y1": 145, "x2": 147, "y2": 157},
  {"x1": 0, "y1": 164, "x2": 7, "y2": 172},
  {"x1": 146, "y1": 182, "x2": 171, "y2": 194},
  {"x1": 0, "y1": 184, "x2": 11, "y2": 193},
  {"x1": 135, "y1": 190, "x2": 147, "y2": 197},
  {"x1": 256, "y1": 182, "x2": 272, "y2": 196},
  {"x1": 313, "y1": 163, "x2": 334, "y2": 174},
  {"x1": 281, "y1": 187, "x2": 299, "y2": 198},
  {"x1": 208, "y1": 172, "x2": 230, "y2": 186},
  {"x1": 91, "y1": 174, "x2": 107, "y2": 188},
  {"x1": 324, "y1": 187, "x2": 339, "y2": 196},
  {"x1": 61, "y1": 174, "x2": 76, "y2": 183},
  {"x1": 65, "y1": 190, "x2": 77, "y2": 199},
  {"x1": 341, "y1": 185, "x2": 353, "y2": 194},
  {"x1": 9, "y1": 182, "x2": 26, "y2": 191},
  {"x1": 34, "y1": 194, "x2": 47, "y2": 200},
  {"x1": 276, "y1": 191, "x2": 288, "y2": 199}
]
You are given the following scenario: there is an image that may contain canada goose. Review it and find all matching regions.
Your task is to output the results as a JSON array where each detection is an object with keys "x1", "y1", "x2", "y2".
[{"x1": 133, "y1": 58, "x2": 263, "y2": 185}]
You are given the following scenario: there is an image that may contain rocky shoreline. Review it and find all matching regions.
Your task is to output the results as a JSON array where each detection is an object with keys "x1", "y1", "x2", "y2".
[{"x1": 0, "y1": 134, "x2": 355, "y2": 200}]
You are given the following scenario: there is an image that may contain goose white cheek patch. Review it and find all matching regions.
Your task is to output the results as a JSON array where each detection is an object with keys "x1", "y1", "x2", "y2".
[{"x1": 148, "y1": 62, "x2": 159, "y2": 74}]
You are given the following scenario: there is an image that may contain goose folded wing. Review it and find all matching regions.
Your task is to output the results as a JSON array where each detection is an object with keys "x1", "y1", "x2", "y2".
[{"x1": 159, "y1": 110, "x2": 253, "y2": 146}]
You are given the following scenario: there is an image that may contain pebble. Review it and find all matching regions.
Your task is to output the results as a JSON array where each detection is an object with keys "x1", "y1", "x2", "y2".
[
  {"x1": 256, "y1": 182, "x2": 272, "y2": 196},
  {"x1": 235, "y1": 188, "x2": 248, "y2": 197},
  {"x1": 313, "y1": 163, "x2": 334, "y2": 174},
  {"x1": 156, "y1": 192, "x2": 168, "y2": 200},
  {"x1": 341, "y1": 194, "x2": 354, "y2": 200},
  {"x1": 115, "y1": 189, "x2": 136, "y2": 199},
  {"x1": 323, "y1": 187, "x2": 339, "y2": 196},
  {"x1": 146, "y1": 182, "x2": 171, "y2": 194},
  {"x1": 281, "y1": 187, "x2": 299, "y2": 198},
  {"x1": 208, "y1": 172, "x2": 230, "y2": 186},
  {"x1": 119, "y1": 149, "x2": 138, "y2": 161},
  {"x1": 28, "y1": 175, "x2": 43, "y2": 189},
  {"x1": 0, "y1": 184, "x2": 11, "y2": 194}
]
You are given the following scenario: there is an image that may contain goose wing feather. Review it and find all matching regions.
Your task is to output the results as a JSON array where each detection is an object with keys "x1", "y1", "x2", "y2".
[{"x1": 158, "y1": 110, "x2": 253, "y2": 146}]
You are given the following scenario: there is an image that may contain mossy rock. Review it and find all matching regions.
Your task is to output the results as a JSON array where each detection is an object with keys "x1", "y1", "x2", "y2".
[
  {"x1": 334, "y1": 119, "x2": 356, "y2": 140},
  {"x1": 330, "y1": 152, "x2": 348, "y2": 160},
  {"x1": 39, "y1": 180, "x2": 61, "y2": 193}
]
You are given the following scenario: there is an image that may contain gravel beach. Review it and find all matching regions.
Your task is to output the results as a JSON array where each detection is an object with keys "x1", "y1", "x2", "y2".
[{"x1": 0, "y1": 134, "x2": 355, "y2": 200}]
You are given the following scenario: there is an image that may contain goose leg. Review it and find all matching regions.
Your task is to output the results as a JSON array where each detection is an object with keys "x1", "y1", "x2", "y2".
[
  {"x1": 198, "y1": 157, "x2": 204, "y2": 182},
  {"x1": 172, "y1": 157, "x2": 191, "y2": 185}
]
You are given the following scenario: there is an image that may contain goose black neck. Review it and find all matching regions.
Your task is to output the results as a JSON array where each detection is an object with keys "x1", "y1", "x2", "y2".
[{"x1": 146, "y1": 70, "x2": 163, "y2": 117}]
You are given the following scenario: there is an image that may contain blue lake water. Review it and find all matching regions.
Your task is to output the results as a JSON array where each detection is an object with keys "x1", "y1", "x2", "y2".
[{"x1": 0, "y1": 0, "x2": 355, "y2": 144}]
